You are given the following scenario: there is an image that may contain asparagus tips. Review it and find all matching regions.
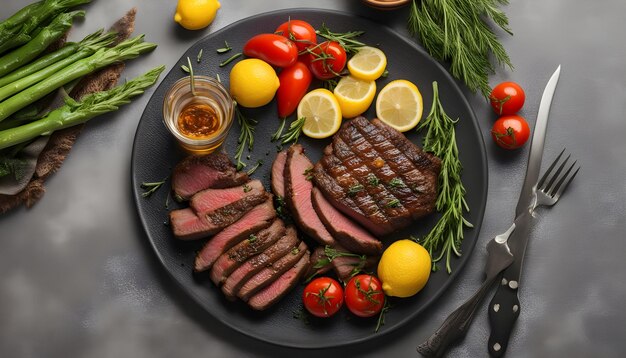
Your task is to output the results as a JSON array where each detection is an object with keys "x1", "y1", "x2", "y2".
[
  {"x1": 0, "y1": 66, "x2": 166, "y2": 150},
  {"x1": 0, "y1": 35, "x2": 158, "y2": 123},
  {"x1": 0, "y1": 10, "x2": 85, "y2": 77}
]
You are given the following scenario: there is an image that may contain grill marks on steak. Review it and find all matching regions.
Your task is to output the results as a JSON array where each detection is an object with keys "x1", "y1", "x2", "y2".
[
  {"x1": 221, "y1": 226, "x2": 299, "y2": 299},
  {"x1": 284, "y1": 145, "x2": 336, "y2": 246},
  {"x1": 194, "y1": 199, "x2": 276, "y2": 272},
  {"x1": 314, "y1": 117, "x2": 441, "y2": 235},
  {"x1": 247, "y1": 251, "x2": 310, "y2": 311},
  {"x1": 311, "y1": 187, "x2": 382, "y2": 255},
  {"x1": 210, "y1": 219, "x2": 286, "y2": 285},
  {"x1": 172, "y1": 153, "x2": 248, "y2": 201}
]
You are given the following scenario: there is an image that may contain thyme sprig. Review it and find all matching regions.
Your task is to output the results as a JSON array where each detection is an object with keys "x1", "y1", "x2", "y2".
[
  {"x1": 407, "y1": 0, "x2": 513, "y2": 98},
  {"x1": 316, "y1": 23, "x2": 366, "y2": 54},
  {"x1": 234, "y1": 105, "x2": 257, "y2": 170},
  {"x1": 280, "y1": 116, "x2": 306, "y2": 145},
  {"x1": 416, "y1": 82, "x2": 473, "y2": 273}
]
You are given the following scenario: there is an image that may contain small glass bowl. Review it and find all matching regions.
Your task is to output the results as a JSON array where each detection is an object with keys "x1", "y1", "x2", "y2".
[{"x1": 163, "y1": 76, "x2": 234, "y2": 154}]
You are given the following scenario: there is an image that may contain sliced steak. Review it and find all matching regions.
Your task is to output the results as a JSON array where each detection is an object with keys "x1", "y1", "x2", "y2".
[
  {"x1": 238, "y1": 240, "x2": 308, "y2": 301},
  {"x1": 311, "y1": 187, "x2": 382, "y2": 255},
  {"x1": 247, "y1": 251, "x2": 310, "y2": 310},
  {"x1": 194, "y1": 200, "x2": 275, "y2": 272},
  {"x1": 221, "y1": 226, "x2": 299, "y2": 299},
  {"x1": 331, "y1": 255, "x2": 380, "y2": 284},
  {"x1": 303, "y1": 245, "x2": 332, "y2": 280},
  {"x1": 171, "y1": 191, "x2": 268, "y2": 240},
  {"x1": 210, "y1": 219, "x2": 286, "y2": 285},
  {"x1": 314, "y1": 117, "x2": 441, "y2": 235},
  {"x1": 172, "y1": 153, "x2": 249, "y2": 201},
  {"x1": 190, "y1": 180, "x2": 264, "y2": 214},
  {"x1": 284, "y1": 144, "x2": 336, "y2": 246},
  {"x1": 271, "y1": 150, "x2": 287, "y2": 198}
]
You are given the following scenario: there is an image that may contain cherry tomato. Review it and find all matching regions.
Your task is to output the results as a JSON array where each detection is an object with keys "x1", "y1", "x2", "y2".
[
  {"x1": 303, "y1": 277, "x2": 344, "y2": 318},
  {"x1": 307, "y1": 41, "x2": 347, "y2": 80},
  {"x1": 275, "y1": 19, "x2": 317, "y2": 52},
  {"x1": 491, "y1": 115, "x2": 531, "y2": 149},
  {"x1": 243, "y1": 34, "x2": 298, "y2": 68},
  {"x1": 344, "y1": 275, "x2": 385, "y2": 318},
  {"x1": 489, "y1": 81, "x2": 526, "y2": 115},
  {"x1": 277, "y1": 61, "x2": 312, "y2": 118}
]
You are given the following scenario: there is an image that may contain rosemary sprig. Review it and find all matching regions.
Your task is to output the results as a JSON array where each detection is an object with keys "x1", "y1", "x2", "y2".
[
  {"x1": 416, "y1": 82, "x2": 473, "y2": 273},
  {"x1": 219, "y1": 52, "x2": 241, "y2": 67},
  {"x1": 246, "y1": 159, "x2": 263, "y2": 175},
  {"x1": 280, "y1": 116, "x2": 306, "y2": 145},
  {"x1": 187, "y1": 57, "x2": 197, "y2": 96},
  {"x1": 316, "y1": 23, "x2": 366, "y2": 54},
  {"x1": 196, "y1": 49, "x2": 203, "y2": 63},
  {"x1": 407, "y1": 0, "x2": 513, "y2": 98},
  {"x1": 234, "y1": 105, "x2": 257, "y2": 170},
  {"x1": 141, "y1": 177, "x2": 167, "y2": 198},
  {"x1": 322, "y1": 78, "x2": 338, "y2": 91},
  {"x1": 216, "y1": 40, "x2": 232, "y2": 54},
  {"x1": 271, "y1": 117, "x2": 287, "y2": 142}
]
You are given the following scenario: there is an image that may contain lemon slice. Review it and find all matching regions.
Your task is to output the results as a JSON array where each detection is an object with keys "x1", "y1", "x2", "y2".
[
  {"x1": 375, "y1": 79, "x2": 423, "y2": 132},
  {"x1": 347, "y1": 46, "x2": 387, "y2": 81},
  {"x1": 333, "y1": 75, "x2": 376, "y2": 118},
  {"x1": 297, "y1": 89, "x2": 342, "y2": 139}
]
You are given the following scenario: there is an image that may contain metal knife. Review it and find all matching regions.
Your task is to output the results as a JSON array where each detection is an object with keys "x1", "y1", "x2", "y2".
[{"x1": 487, "y1": 65, "x2": 562, "y2": 357}]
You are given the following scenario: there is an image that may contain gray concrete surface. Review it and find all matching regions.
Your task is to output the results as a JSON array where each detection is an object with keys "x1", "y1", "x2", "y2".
[{"x1": 1, "y1": 0, "x2": 625, "y2": 357}]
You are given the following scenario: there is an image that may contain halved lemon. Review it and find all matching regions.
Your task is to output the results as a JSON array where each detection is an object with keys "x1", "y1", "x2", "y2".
[
  {"x1": 347, "y1": 46, "x2": 387, "y2": 81},
  {"x1": 297, "y1": 88, "x2": 342, "y2": 139},
  {"x1": 375, "y1": 79, "x2": 423, "y2": 132},
  {"x1": 333, "y1": 75, "x2": 376, "y2": 118}
]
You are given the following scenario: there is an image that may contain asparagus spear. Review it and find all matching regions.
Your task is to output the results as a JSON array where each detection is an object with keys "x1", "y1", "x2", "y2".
[
  {"x1": 0, "y1": 66, "x2": 165, "y2": 150},
  {"x1": 0, "y1": 29, "x2": 117, "y2": 99},
  {"x1": 0, "y1": 35, "x2": 157, "y2": 123},
  {"x1": 0, "y1": 0, "x2": 91, "y2": 54},
  {"x1": 0, "y1": 10, "x2": 85, "y2": 78}
]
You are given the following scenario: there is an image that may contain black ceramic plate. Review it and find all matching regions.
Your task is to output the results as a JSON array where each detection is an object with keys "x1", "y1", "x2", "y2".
[{"x1": 131, "y1": 9, "x2": 487, "y2": 349}]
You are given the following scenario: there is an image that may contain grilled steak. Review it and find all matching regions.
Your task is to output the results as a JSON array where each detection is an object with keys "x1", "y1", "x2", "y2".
[
  {"x1": 170, "y1": 190, "x2": 268, "y2": 240},
  {"x1": 284, "y1": 144, "x2": 336, "y2": 246},
  {"x1": 221, "y1": 226, "x2": 299, "y2": 299},
  {"x1": 210, "y1": 219, "x2": 286, "y2": 285},
  {"x1": 238, "y1": 240, "x2": 308, "y2": 301},
  {"x1": 172, "y1": 153, "x2": 248, "y2": 201},
  {"x1": 247, "y1": 251, "x2": 310, "y2": 310},
  {"x1": 303, "y1": 245, "x2": 333, "y2": 279},
  {"x1": 194, "y1": 199, "x2": 276, "y2": 272},
  {"x1": 190, "y1": 180, "x2": 264, "y2": 214},
  {"x1": 313, "y1": 117, "x2": 441, "y2": 235},
  {"x1": 311, "y1": 187, "x2": 382, "y2": 255},
  {"x1": 331, "y1": 255, "x2": 379, "y2": 284},
  {"x1": 271, "y1": 150, "x2": 287, "y2": 198}
]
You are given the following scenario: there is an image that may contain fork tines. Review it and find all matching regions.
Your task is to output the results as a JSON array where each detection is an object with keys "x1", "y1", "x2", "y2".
[{"x1": 537, "y1": 148, "x2": 580, "y2": 198}]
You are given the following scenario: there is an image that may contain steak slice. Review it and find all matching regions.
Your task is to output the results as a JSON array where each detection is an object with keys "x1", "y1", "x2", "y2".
[
  {"x1": 194, "y1": 199, "x2": 276, "y2": 272},
  {"x1": 271, "y1": 150, "x2": 287, "y2": 198},
  {"x1": 190, "y1": 180, "x2": 264, "y2": 215},
  {"x1": 172, "y1": 153, "x2": 248, "y2": 201},
  {"x1": 247, "y1": 251, "x2": 310, "y2": 310},
  {"x1": 210, "y1": 219, "x2": 286, "y2": 285},
  {"x1": 221, "y1": 226, "x2": 299, "y2": 299},
  {"x1": 170, "y1": 191, "x2": 269, "y2": 240},
  {"x1": 303, "y1": 245, "x2": 332, "y2": 280},
  {"x1": 331, "y1": 255, "x2": 380, "y2": 284},
  {"x1": 238, "y1": 240, "x2": 308, "y2": 301},
  {"x1": 284, "y1": 144, "x2": 336, "y2": 246},
  {"x1": 311, "y1": 187, "x2": 382, "y2": 255},
  {"x1": 314, "y1": 117, "x2": 441, "y2": 235}
]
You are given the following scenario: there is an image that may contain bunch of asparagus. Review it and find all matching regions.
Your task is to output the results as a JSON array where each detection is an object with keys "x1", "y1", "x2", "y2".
[{"x1": 0, "y1": 0, "x2": 164, "y2": 178}]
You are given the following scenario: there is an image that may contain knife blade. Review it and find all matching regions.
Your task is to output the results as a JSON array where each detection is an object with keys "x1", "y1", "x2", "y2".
[{"x1": 487, "y1": 65, "x2": 562, "y2": 357}]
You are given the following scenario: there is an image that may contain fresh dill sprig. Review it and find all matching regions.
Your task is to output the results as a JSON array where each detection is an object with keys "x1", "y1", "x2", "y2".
[
  {"x1": 280, "y1": 116, "x2": 306, "y2": 145},
  {"x1": 416, "y1": 82, "x2": 473, "y2": 273},
  {"x1": 316, "y1": 23, "x2": 366, "y2": 54},
  {"x1": 234, "y1": 105, "x2": 257, "y2": 171},
  {"x1": 407, "y1": 0, "x2": 513, "y2": 98}
]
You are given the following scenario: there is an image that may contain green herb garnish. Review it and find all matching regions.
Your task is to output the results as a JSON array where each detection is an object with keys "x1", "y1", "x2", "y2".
[
  {"x1": 243, "y1": 184, "x2": 252, "y2": 193},
  {"x1": 216, "y1": 40, "x2": 232, "y2": 54},
  {"x1": 219, "y1": 52, "x2": 241, "y2": 67},
  {"x1": 375, "y1": 297, "x2": 391, "y2": 333},
  {"x1": 196, "y1": 49, "x2": 203, "y2": 63},
  {"x1": 416, "y1": 81, "x2": 473, "y2": 273},
  {"x1": 248, "y1": 234, "x2": 257, "y2": 243},
  {"x1": 280, "y1": 116, "x2": 306, "y2": 145},
  {"x1": 316, "y1": 23, "x2": 366, "y2": 54},
  {"x1": 303, "y1": 167, "x2": 313, "y2": 181},
  {"x1": 271, "y1": 117, "x2": 286, "y2": 142},
  {"x1": 367, "y1": 174, "x2": 380, "y2": 186},
  {"x1": 141, "y1": 177, "x2": 167, "y2": 198},
  {"x1": 386, "y1": 199, "x2": 400, "y2": 208},
  {"x1": 347, "y1": 184, "x2": 364, "y2": 197},
  {"x1": 234, "y1": 105, "x2": 257, "y2": 170},
  {"x1": 388, "y1": 178, "x2": 405, "y2": 188},
  {"x1": 246, "y1": 159, "x2": 263, "y2": 175}
]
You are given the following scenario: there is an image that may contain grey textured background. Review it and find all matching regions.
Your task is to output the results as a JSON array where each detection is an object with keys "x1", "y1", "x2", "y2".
[{"x1": 1, "y1": 1, "x2": 625, "y2": 357}]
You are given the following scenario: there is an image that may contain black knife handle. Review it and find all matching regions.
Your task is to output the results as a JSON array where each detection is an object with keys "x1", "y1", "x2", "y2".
[
  {"x1": 487, "y1": 276, "x2": 521, "y2": 357},
  {"x1": 417, "y1": 274, "x2": 498, "y2": 357}
]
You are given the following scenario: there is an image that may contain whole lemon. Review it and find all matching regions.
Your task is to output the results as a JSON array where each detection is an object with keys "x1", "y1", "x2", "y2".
[
  {"x1": 174, "y1": 0, "x2": 221, "y2": 30},
  {"x1": 377, "y1": 239, "x2": 431, "y2": 298},
  {"x1": 230, "y1": 59, "x2": 280, "y2": 108}
]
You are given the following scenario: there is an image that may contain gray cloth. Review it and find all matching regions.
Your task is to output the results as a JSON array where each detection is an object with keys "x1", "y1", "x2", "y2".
[{"x1": 0, "y1": 135, "x2": 50, "y2": 195}]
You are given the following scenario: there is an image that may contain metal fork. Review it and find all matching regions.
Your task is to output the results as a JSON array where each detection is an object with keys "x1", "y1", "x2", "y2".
[{"x1": 417, "y1": 149, "x2": 579, "y2": 358}]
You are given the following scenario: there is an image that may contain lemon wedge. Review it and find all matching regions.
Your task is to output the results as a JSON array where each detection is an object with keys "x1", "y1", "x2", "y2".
[
  {"x1": 375, "y1": 79, "x2": 423, "y2": 132},
  {"x1": 347, "y1": 46, "x2": 387, "y2": 81},
  {"x1": 297, "y1": 89, "x2": 342, "y2": 139},
  {"x1": 333, "y1": 75, "x2": 376, "y2": 118}
]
